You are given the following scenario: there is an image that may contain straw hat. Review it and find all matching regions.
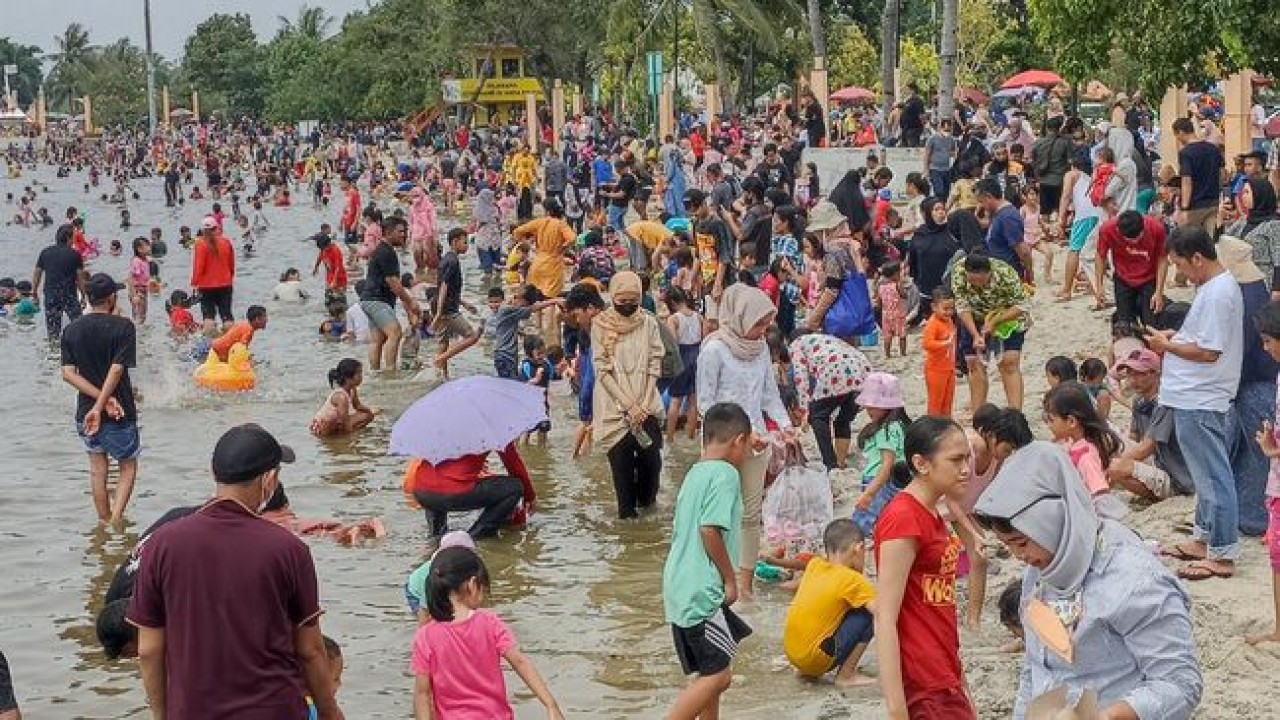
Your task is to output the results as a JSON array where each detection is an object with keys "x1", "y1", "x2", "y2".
[{"x1": 1218, "y1": 235, "x2": 1264, "y2": 284}]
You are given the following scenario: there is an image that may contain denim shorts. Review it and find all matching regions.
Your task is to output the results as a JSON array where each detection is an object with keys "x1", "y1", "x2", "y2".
[
  {"x1": 818, "y1": 607, "x2": 874, "y2": 670},
  {"x1": 77, "y1": 419, "x2": 141, "y2": 461}
]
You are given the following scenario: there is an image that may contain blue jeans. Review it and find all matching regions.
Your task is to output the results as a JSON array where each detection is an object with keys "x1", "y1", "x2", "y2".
[
  {"x1": 1173, "y1": 408, "x2": 1240, "y2": 560},
  {"x1": 819, "y1": 607, "x2": 874, "y2": 671},
  {"x1": 929, "y1": 169, "x2": 951, "y2": 202},
  {"x1": 607, "y1": 204, "x2": 627, "y2": 233},
  {"x1": 1227, "y1": 381, "x2": 1274, "y2": 536}
]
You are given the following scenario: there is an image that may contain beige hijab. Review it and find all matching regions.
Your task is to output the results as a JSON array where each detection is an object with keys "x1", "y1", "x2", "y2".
[
  {"x1": 704, "y1": 284, "x2": 776, "y2": 361},
  {"x1": 593, "y1": 271, "x2": 646, "y2": 363}
]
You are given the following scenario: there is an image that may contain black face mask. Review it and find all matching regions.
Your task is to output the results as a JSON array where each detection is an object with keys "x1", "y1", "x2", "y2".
[{"x1": 615, "y1": 302, "x2": 639, "y2": 317}]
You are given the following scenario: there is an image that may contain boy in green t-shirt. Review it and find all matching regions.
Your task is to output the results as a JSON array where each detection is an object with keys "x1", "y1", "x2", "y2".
[
  {"x1": 661, "y1": 402, "x2": 753, "y2": 720},
  {"x1": 404, "y1": 530, "x2": 475, "y2": 623}
]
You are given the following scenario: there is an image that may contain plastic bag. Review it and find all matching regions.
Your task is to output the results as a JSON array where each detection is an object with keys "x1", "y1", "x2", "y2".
[{"x1": 763, "y1": 464, "x2": 834, "y2": 557}]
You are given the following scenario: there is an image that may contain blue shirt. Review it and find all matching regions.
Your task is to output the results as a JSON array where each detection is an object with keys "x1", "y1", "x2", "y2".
[
  {"x1": 592, "y1": 157, "x2": 615, "y2": 188},
  {"x1": 985, "y1": 204, "x2": 1025, "y2": 277}
]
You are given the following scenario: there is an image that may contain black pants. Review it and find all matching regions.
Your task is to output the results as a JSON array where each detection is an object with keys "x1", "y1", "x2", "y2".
[
  {"x1": 414, "y1": 476, "x2": 524, "y2": 539},
  {"x1": 809, "y1": 393, "x2": 859, "y2": 470},
  {"x1": 164, "y1": 181, "x2": 180, "y2": 206},
  {"x1": 1113, "y1": 278, "x2": 1157, "y2": 326},
  {"x1": 607, "y1": 417, "x2": 664, "y2": 518},
  {"x1": 43, "y1": 287, "x2": 82, "y2": 341},
  {"x1": 900, "y1": 127, "x2": 923, "y2": 148},
  {"x1": 517, "y1": 187, "x2": 534, "y2": 222}
]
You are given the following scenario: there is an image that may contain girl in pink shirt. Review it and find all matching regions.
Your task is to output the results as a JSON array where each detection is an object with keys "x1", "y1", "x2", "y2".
[
  {"x1": 1043, "y1": 382, "x2": 1128, "y2": 520},
  {"x1": 411, "y1": 548, "x2": 564, "y2": 720},
  {"x1": 127, "y1": 237, "x2": 152, "y2": 323}
]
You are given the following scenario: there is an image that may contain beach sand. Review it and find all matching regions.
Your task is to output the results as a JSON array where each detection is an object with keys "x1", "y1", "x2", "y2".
[{"x1": 768, "y1": 273, "x2": 1280, "y2": 718}]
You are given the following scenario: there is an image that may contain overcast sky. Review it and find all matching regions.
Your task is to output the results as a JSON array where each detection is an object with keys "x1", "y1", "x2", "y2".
[{"x1": 6, "y1": 0, "x2": 374, "y2": 64}]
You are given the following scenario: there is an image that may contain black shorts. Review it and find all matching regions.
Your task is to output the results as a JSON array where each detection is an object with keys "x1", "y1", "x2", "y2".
[
  {"x1": 198, "y1": 286, "x2": 234, "y2": 322},
  {"x1": 672, "y1": 606, "x2": 752, "y2": 676}
]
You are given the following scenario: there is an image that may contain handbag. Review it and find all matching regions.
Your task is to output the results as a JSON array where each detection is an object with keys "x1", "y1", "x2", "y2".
[{"x1": 823, "y1": 271, "x2": 877, "y2": 339}]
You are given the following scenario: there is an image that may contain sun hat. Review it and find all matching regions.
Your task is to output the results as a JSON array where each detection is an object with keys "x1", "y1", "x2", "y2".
[
  {"x1": 200, "y1": 216, "x2": 218, "y2": 231},
  {"x1": 430, "y1": 530, "x2": 477, "y2": 561},
  {"x1": 806, "y1": 200, "x2": 845, "y2": 232},
  {"x1": 1114, "y1": 348, "x2": 1161, "y2": 375},
  {"x1": 1217, "y1": 235, "x2": 1265, "y2": 284},
  {"x1": 857, "y1": 372, "x2": 905, "y2": 410}
]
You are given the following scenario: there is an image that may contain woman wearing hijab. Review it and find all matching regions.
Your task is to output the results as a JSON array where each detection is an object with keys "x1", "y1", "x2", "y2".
[
  {"x1": 591, "y1": 272, "x2": 667, "y2": 519},
  {"x1": 974, "y1": 442, "x2": 1202, "y2": 720},
  {"x1": 908, "y1": 198, "x2": 963, "y2": 319},
  {"x1": 827, "y1": 169, "x2": 872, "y2": 235},
  {"x1": 408, "y1": 186, "x2": 439, "y2": 279},
  {"x1": 1104, "y1": 127, "x2": 1139, "y2": 214},
  {"x1": 472, "y1": 187, "x2": 503, "y2": 273},
  {"x1": 802, "y1": 201, "x2": 876, "y2": 342},
  {"x1": 697, "y1": 284, "x2": 793, "y2": 597},
  {"x1": 1225, "y1": 177, "x2": 1280, "y2": 292}
]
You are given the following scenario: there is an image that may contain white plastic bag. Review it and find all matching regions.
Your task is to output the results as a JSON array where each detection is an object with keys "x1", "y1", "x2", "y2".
[{"x1": 763, "y1": 464, "x2": 834, "y2": 556}]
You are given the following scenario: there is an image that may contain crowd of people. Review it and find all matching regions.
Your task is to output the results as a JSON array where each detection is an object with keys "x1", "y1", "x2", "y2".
[{"x1": 3, "y1": 85, "x2": 1280, "y2": 719}]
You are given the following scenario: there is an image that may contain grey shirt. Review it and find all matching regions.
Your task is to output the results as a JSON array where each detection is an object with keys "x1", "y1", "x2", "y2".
[
  {"x1": 1130, "y1": 399, "x2": 1194, "y2": 495},
  {"x1": 924, "y1": 133, "x2": 957, "y2": 172},
  {"x1": 491, "y1": 306, "x2": 533, "y2": 362},
  {"x1": 544, "y1": 158, "x2": 569, "y2": 193},
  {"x1": 1014, "y1": 521, "x2": 1202, "y2": 720}
]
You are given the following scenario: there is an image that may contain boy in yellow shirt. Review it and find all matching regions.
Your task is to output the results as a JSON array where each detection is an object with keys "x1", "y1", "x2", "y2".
[{"x1": 782, "y1": 519, "x2": 876, "y2": 686}]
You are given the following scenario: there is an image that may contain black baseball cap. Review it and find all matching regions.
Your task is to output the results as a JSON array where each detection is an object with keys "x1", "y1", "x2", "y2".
[
  {"x1": 212, "y1": 424, "x2": 296, "y2": 484},
  {"x1": 84, "y1": 273, "x2": 125, "y2": 304}
]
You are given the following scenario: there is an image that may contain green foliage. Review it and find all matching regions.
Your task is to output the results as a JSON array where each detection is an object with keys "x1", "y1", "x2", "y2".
[
  {"x1": 182, "y1": 14, "x2": 266, "y2": 117},
  {"x1": 827, "y1": 24, "x2": 879, "y2": 90},
  {"x1": 899, "y1": 38, "x2": 940, "y2": 94},
  {"x1": 0, "y1": 38, "x2": 44, "y2": 107},
  {"x1": 46, "y1": 23, "x2": 95, "y2": 113}
]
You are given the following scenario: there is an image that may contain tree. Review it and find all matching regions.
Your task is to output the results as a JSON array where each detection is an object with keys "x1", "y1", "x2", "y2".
[
  {"x1": 880, "y1": 0, "x2": 899, "y2": 116},
  {"x1": 182, "y1": 13, "x2": 267, "y2": 117},
  {"x1": 938, "y1": 0, "x2": 958, "y2": 123},
  {"x1": 80, "y1": 38, "x2": 149, "y2": 127},
  {"x1": 808, "y1": 0, "x2": 826, "y2": 59},
  {"x1": 47, "y1": 23, "x2": 95, "y2": 112},
  {"x1": 827, "y1": 24, "x2": 879, "y2": 90},
  {"x1": 898, "y1": 37, "x2": 939, "y2": 94},
  {"x1": 0, "y1": 39, "x2": 44, "y2": 107},
  {"x1": 276, "y1": 5, "x2": 333, "y2": 41}
]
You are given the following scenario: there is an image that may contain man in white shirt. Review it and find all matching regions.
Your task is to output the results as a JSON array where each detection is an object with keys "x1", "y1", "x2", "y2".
[
  {"x1": 1145, "y1": 227, "x2": 1243, "y2": 581},
  {"x1": 345, "y1": 302, "x2": 371, "y2": 344}
]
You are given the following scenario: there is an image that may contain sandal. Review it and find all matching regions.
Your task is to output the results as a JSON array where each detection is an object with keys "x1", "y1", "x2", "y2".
[
  {"x1": 1177, "y1": 560, "x2": 1234, "y2": 581},
  {"x1": 1161, "y1": 543, "x2": 1206, "y2": 561}
]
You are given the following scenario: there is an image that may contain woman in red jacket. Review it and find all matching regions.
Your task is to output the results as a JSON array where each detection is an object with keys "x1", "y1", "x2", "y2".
[
  {"x1": 410, "y1": 443, "x2": 535, "y2": 539},
  {"x1": 190, "y1": 216, "x2": 236, "y2": 333}
]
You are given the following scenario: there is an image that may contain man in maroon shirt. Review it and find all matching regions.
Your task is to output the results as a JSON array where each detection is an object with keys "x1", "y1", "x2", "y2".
[
  {"x1": 1096, "y1": 210, "x2": 1168, "y2": 326},
  {"x1": 128, "y1": 425, "x2": 343, "y2": 720}
]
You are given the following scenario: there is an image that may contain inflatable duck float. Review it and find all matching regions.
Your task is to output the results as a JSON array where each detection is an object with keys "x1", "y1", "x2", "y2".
[{"x1": 193, "y1": 342, "x2": 256, "y2": 391}]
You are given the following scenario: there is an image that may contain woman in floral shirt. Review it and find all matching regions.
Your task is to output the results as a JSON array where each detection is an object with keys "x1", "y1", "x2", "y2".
[{"x1": 789, "y1": 332, "x2": 873, "y2": 469}]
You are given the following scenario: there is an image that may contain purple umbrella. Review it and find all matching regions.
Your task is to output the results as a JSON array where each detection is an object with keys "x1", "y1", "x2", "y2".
[{"x1": 390, "y1": 376, "x2": 549, "y2": 464}]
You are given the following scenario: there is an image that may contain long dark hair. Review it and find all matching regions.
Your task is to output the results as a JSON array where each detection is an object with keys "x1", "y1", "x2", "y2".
[
  {"x1": 1044, "y1": 381, "x2": 1122, "y2": 466},
  {"x1": 857, "y1": 407, "x2": 913, "y2": 448},
  {"x1": 427, "y1": 546, "x2": 491, "y2": 622},
  {"x1": 327, "y1": 358, "x2": 362, "y2": 388},
  {"x1": 890, "y1": 416, "x2": 964, "y2": 488}
]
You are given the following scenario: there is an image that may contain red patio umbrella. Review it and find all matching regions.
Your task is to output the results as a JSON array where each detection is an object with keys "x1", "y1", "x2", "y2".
[
  {"x1": 1000, "y1": 70, "x2": 1065, "y2": 90},
  {"x1": 830, "y1": 86, "x2": 876, "y2": 103},
  {"x1": 957, "y1": 88, "x2": 988, "y2": 105}
]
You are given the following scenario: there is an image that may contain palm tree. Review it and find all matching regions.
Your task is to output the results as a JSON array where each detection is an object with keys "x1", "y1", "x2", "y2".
[
  {"x1": 277, "y1": 5, "x2": 333, "y2": 41},
  {"x1": 47, "y1": 23, "x2": 94, "y2": 112},
  {"x1": 807, "y1": 0, "x2": 825, "y2": 59},
  {"x1": 938, "y1": 0, "x2": 958, "y2": 123}
]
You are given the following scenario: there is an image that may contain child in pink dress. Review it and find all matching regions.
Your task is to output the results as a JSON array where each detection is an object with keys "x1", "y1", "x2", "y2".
[
  {"x1": 877, "y1": 262, "x2": 907, "y2": 358},
  {"x1": 411, "y1": 548, "x2": 564, "y2": 720}
]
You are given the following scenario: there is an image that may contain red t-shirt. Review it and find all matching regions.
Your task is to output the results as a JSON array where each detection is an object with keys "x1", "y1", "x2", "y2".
[
  {"x1": 127, "y1": 498, "x2": 321, "y2": 720},
  {"x1": 320, "y1": 243, "x2": 348, "y2": 290},
  {"x1": 1097, "y1": 215, "x2": 1165, "y2": 287},
  {"x1": 873, "y1": 492, "x2": 964, "y2": 695},
  {"x1": 169, "y1": 306, "x2": 198, "y2": 332},
  {"x1": 341, "y1": 189, "x2": 361, "y2": 231}
]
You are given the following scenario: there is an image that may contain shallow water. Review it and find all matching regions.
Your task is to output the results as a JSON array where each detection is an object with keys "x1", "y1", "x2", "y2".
[{"x1": 0, "y1": 168, "x2": 887, "y2": 719}]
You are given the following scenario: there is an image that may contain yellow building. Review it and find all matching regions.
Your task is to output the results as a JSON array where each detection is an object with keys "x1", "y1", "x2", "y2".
[{"x1": 442, "y1": 45, "x2": 543, "y2": 126}]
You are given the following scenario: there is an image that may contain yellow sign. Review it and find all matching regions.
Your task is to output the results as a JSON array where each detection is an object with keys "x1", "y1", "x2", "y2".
[{"x1": 453, "y1": 78, "x2": 544, "y2": 104}]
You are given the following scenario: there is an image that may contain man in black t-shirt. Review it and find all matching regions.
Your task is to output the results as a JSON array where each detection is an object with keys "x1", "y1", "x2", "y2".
[
  {"x1": 900, "y1": 83, "x2": 926, "y2": 148},
  {"x1": 359, "y1": 216, "x2": 420, "y2": 371},
  {"x1": 603, "y1": 161, "x2": 636, "y2": 232},
  {"x1": 431, "y1": 228, "x2": 480, "y2": 378},
  {"x1": 60, "y1": 273, "x2": 139, "y2": 525},
  {"x1": 32, "y1": 223, "x2": 85, "y2": 341},
  {"x1": 1172, "y1": 117, "x2": 1226, "y2": 236},
  {"x1": 737, "y1": 177, "x2": 773, "y2": 272},
  {"x1": 755, "y1": 143, "x2": 793, "y2": 192}
]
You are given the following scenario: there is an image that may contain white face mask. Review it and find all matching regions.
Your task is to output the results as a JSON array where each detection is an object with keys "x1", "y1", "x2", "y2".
[{"x1": 257, "y1": 472, "x2": 277, "y2": 513}]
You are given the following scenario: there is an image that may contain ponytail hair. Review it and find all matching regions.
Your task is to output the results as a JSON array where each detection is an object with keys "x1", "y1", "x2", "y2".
[
  {"x1": 891, "y1": 416, "x2": 964, "y2": 488},
  {"x1": 426, "y1": 546, "x2": 491, "y2": 622},
  {"x1": 327, "y1": 358, "x2": 362, "y2": 388}
]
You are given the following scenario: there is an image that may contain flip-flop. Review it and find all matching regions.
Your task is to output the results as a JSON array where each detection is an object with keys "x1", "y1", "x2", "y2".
[
  {"x1": 1161, "y1": 543, "x2": 1206, "y2": 561},
  {"x1": 1177, "y1": 560, "x2": 1234, "y2": 581}
]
